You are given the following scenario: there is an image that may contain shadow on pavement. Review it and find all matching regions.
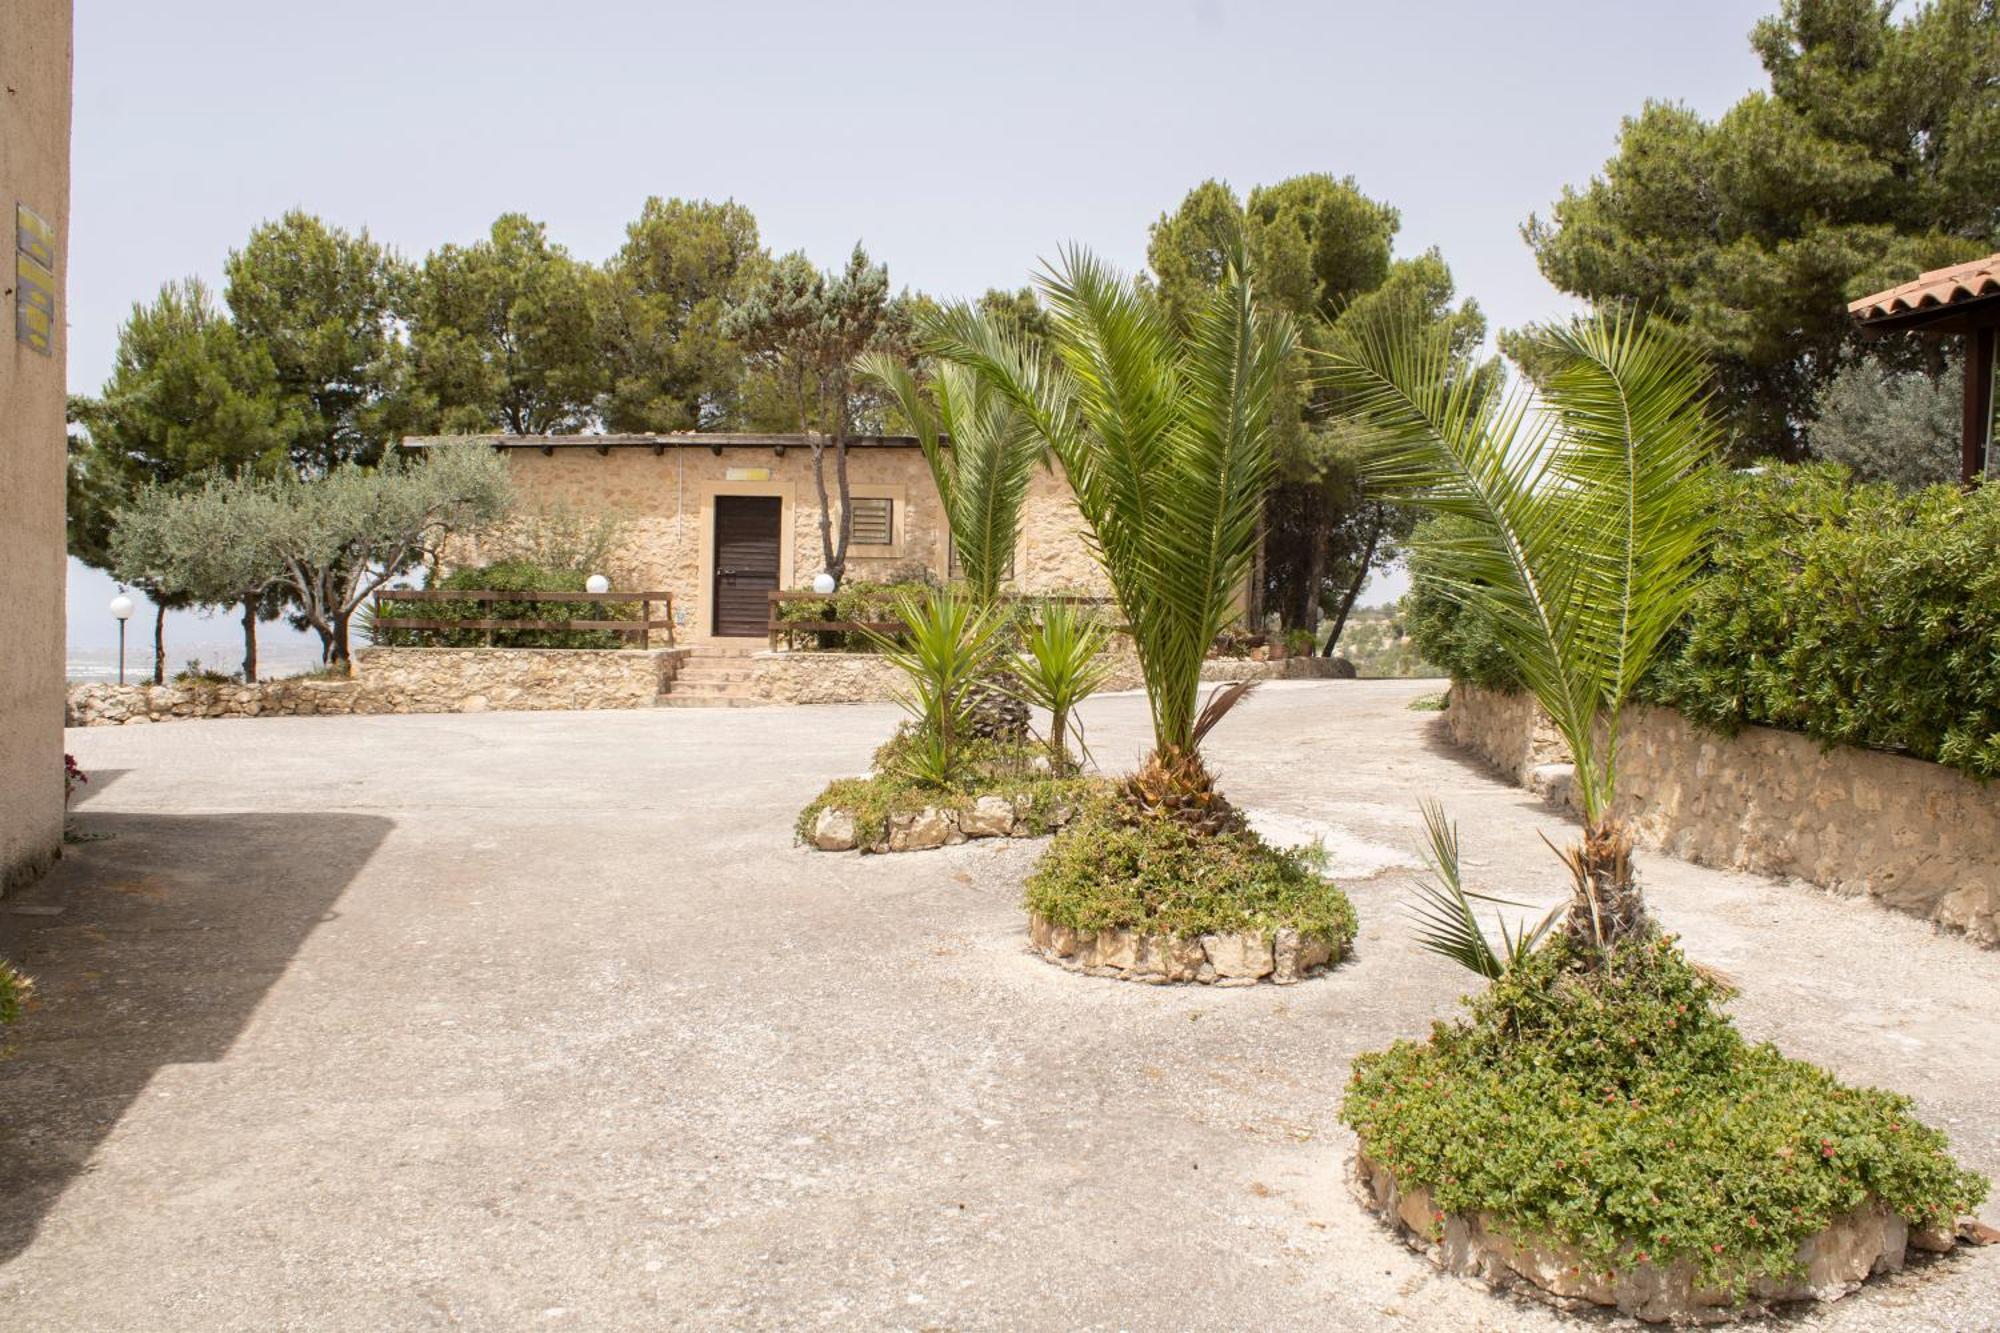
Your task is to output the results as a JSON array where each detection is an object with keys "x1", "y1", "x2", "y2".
[{"x1": 0, "y1": 808, "x2": 392, "y2": 1265}]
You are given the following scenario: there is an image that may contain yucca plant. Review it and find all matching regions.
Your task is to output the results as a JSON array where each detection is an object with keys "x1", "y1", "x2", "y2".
[
  {"x1": 862, "y1": 587, "x2": 1009, "y2": 786},
  {"x1": 1011, "y1": 600, "x2": 1113, "y2": 774},
  {"x1": 925, "y1": 233, "x2": 1296, "y2": 830},
  {"x1": 1321, "y1": 308, "x2": 1718, "y2": 964}
]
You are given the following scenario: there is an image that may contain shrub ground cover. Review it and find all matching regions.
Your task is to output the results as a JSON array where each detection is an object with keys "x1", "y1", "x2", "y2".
[
  {"x1": 1025, "y1": 790, "x2": 1358, "y2": 943},
  {"x1": 1342, "y1": 935, "x2": 1988, "y2": 1293},
  {"x1": 795, "y1": 733, "x2": 1105, "y2": 849}
]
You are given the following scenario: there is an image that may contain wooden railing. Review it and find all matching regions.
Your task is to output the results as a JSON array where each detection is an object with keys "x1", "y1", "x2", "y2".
[
  {"x1": 767, "y1": 589, "x2": 1115, "y2": 649},
  {"x1": 373, "y1": 588, "x2": 676, "y2": 648}
]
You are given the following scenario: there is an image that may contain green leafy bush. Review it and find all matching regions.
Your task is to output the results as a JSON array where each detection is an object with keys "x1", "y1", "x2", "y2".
[
  {"x1": 1342, "y1": 936, "x2": 1987, "y2": 1291},
  {"x1": 1025, "y1": 790, "x2": 1359, "y2": 942},
  {"x1": 774, "y1": 579, "x2": 934, "y2": 650},
  {"x1": 1407, "y1": 467, "x2": 2000, "y2": 778},
  {"x1": 1402, "y1": 515, "x2": 1523, "y2": 692},
  {"x1": 374, "y1": 560, "x2": 636, "y2": 649}
]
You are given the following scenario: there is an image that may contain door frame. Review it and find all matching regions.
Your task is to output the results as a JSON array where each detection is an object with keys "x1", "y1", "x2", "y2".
[{"x1": 696, "y1": 481, "x2": 796, "y2": 642}]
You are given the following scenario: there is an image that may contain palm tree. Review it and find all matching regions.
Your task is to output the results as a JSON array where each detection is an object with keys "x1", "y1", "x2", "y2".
[
  {"x1": 855, "y1": 352, "x2": 1041, "y2": 606},
  {"x1": 926, "y1": 236, "x2": 1296, "y2": 827},
  {"x1": 1319, "y1": 309, "x2": 1717, "y2": 959}
]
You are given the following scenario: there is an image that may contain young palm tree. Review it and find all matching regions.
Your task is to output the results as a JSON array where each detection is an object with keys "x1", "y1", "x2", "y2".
[
  {"x1": 855, "y1": 352, "x2": 1041, "y2": 606},
  {"x1": 1320, "y1": 309, "x2": 1717, "y2": 959},
  {"x1": 926, "y1": 237, "x2": 1296, "y2": 828}
]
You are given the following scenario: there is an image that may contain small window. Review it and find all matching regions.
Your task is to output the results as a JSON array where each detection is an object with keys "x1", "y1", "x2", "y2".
[{"x1": 849, "y1": 496, "x2": 894, "y2": 546}]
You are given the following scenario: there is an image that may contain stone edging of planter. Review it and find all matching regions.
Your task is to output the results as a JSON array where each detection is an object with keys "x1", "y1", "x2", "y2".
[
  {"x1": 810, "y1": 795, "x2": 1076, "y2": 853},
  {"x1": 1353, "y1": 1150, "x2": 1954, "y2": 1325},
  {"x1": 1027, "y1": 912, "x2": 1340, "y2": 985}
]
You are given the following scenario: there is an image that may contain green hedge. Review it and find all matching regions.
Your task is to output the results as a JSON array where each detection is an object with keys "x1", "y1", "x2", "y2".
[
  {"x1": 373, "y1": 560, "x2": 636, "y2": 650},
  {"x1": 1405, "y1": 466, "x2": 2000, "y2": 779}
]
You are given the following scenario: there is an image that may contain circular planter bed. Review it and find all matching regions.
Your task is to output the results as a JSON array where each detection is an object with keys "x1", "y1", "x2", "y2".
[
  {"x1": 1027, "y1": 912, "x2": 1342, "y2": 985},
  {"x1": 1022, "y1": 791, "x2": 1357, "y2": 985},
  {"x1": 1354, "y1": 1150, "x2": 1953, "y2": 1324},
  {"x1": 807, "y1": 790, "x2": 1084, "y2": 854},
  {"x1": 1340, "y1": 936, "x2": 1989, "y2": 1325}
]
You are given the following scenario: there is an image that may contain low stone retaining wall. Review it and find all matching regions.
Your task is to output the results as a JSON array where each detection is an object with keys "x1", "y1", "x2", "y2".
[
  {"x1": 1443, "y1": 684, "x2": 2000, "y2": 946},
  {"x1": 810, "y1": 794, "x2": 1077, "y2": 852},
  {"x1": 1354, "y1": 1152, "x2": 1935, "y2": 1324},
  {"x1": 66, "y1": 648, "x2": 687, "y2": 725},
  {"x1": 744, "y1": 650, "x2": 1352, "y2": 706},
  {"x1": 1027, "y1": 912, "x2": 1341, "y2": 985}
]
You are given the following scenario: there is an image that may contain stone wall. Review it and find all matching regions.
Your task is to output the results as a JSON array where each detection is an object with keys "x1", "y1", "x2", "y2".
[
  {"x1": 2, "y1": 1, "x2": 73, "y2": 896},
  {"x1": 1444, "y1": 684, "x2": 2000, "y2": 946},
  {"x1": 737, "y1": 650, "x2": 1349, "y2": 706},
  {"x1": 66, "y1": 648, "x2": 685, "y2": 725}
]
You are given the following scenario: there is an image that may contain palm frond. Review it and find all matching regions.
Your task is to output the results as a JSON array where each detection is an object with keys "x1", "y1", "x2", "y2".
[
  {"x1": 1407, "y1": 800, "x2": 1559, "y2": 979},
  {"x1": 1318, "y1": 307, "x2": 1717, "y2": 826}
]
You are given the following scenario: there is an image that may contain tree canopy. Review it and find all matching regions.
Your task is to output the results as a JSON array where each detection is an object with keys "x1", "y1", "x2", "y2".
[
  {"x1": 1523, "y1": 0, "x2": 2000, "y2": 461},
  {"x1": 1146, "y1": 174, "x2": 1485, "y2": 641},
  {"x1": 406, "y1": 214, "x2": 604, "y2": 435},
  {"x1": 224, "y1": 210, "x2": 407, "y2": 473}
]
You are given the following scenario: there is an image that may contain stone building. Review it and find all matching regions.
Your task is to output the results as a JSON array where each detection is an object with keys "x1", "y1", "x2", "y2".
[
  {"x1": 1, "y1": 0, "x2": 73, "y2": 895},
  {"x1": 407, "y1": 433, "x2": 1111, "y2": 643}
]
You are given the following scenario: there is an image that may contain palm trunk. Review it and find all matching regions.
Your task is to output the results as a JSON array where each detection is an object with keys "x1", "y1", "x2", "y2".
[{"x1": 1560, "y1": 819, "x2": 1648, "y2": 959}]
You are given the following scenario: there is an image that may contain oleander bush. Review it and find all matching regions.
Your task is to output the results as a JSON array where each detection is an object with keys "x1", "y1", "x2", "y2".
[
  {"x1": 1342, "y1": 935, "x2": 1989, "y2": 1293},
  {"x1": 1025, "y1": 789, "x2": 1358, "y2": 943},
  {"x1": 373, "y1": 559, "x2": 636, "y2": 649},
  {"x1": 1406, "y1": 465, "x2": 2000, "y2": 778}
]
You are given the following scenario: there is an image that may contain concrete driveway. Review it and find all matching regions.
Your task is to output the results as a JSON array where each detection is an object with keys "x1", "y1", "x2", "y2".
[{"x1": 4, "y1": 680, "x2": 1996, "y2": 1330}]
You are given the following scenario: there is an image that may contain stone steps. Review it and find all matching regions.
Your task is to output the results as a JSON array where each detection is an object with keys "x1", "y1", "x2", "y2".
[{"x1": 657, "y1": 643, "x2": 769, "y2": 706}]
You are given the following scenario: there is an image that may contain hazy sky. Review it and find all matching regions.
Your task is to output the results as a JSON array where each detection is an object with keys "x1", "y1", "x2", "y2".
[{"x1": 64, "y1": 0, "x2": 1775, "y2": 666}]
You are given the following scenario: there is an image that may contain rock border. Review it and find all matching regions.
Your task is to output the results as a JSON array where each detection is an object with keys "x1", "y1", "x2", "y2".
[
  {"x1": 810, "y1": 795, "x2": 1077, "y2": 854},
  {"x1": 1027, "y1": 912, "x2": 1342, "y2": 985},
  {"x1": 1353, "y1": 1151, "x2": 1958, "y2": 1325}
]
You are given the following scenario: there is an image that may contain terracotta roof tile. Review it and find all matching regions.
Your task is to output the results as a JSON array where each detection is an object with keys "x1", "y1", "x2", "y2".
[{"x1": 1849, "y1": 252, "x2": 2000, "y2": 321}]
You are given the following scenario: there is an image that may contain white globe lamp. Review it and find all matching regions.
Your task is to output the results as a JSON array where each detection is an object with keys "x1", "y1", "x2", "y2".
[
  {"x1": 811, "y1": 572, "x2": 837, "y2": 596},
  {"x1": 584, "y1": 573, "x2": 611, "y2": 595},
  {"x1": 108, "y1": 593, "x2": 136, "y2": 685}
]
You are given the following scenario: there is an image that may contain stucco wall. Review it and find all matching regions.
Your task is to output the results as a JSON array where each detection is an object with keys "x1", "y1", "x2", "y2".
[
  {"x1": 1, "y1": 1, "x2": 73, "y2": 895},
  {"x1": 472, "y1": 445, "x2": 1112, "y2": 641},
  {"x1": 66, "y1": 648, "x2": 683, "y2": 724},
  {"x1": 1444, "y1": 684, "x2": 2000, "y2": 946}
]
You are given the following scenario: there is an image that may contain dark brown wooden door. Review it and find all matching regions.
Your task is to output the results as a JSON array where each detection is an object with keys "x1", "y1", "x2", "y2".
[{"x1": 712, "y1": 496, "x2": 783, "y2": 636}]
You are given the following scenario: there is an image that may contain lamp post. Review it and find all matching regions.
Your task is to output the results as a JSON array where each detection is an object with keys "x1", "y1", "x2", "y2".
[{"x1": 108, "y1": 593, "x2": 135, "y2": 685}]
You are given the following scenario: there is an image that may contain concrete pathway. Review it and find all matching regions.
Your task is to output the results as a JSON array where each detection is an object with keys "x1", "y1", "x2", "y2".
[{"x1": 3, "y1": 681, "x2": 1995, "y2": 1330}]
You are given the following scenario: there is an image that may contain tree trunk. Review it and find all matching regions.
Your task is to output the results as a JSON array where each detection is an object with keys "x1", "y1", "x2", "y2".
[
  {"x1": 1249, "y1": 495, "x2": 1267, "y2": 626},
  {"x1": 331, "y1": 609, "x2": 352, "y2": 666},
  {"x1": 830, "y1": 433, "x2": 853, "y2": 585},
  {"x1": 152, "y1": 602, "x2": 167, "y2": 684},
  {"x1": 241, "y1": 598, "x2": 259, "y2": 683},
  {"x1": 1303, "y1": 492, "x2": 1329, "y2": 640},
  {"x1": 810, "y1": 439, "x2": 838, "y2": 587},
  {"x1": 1322, "y1": 520, "x2": 1381, "y2": 656}
]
